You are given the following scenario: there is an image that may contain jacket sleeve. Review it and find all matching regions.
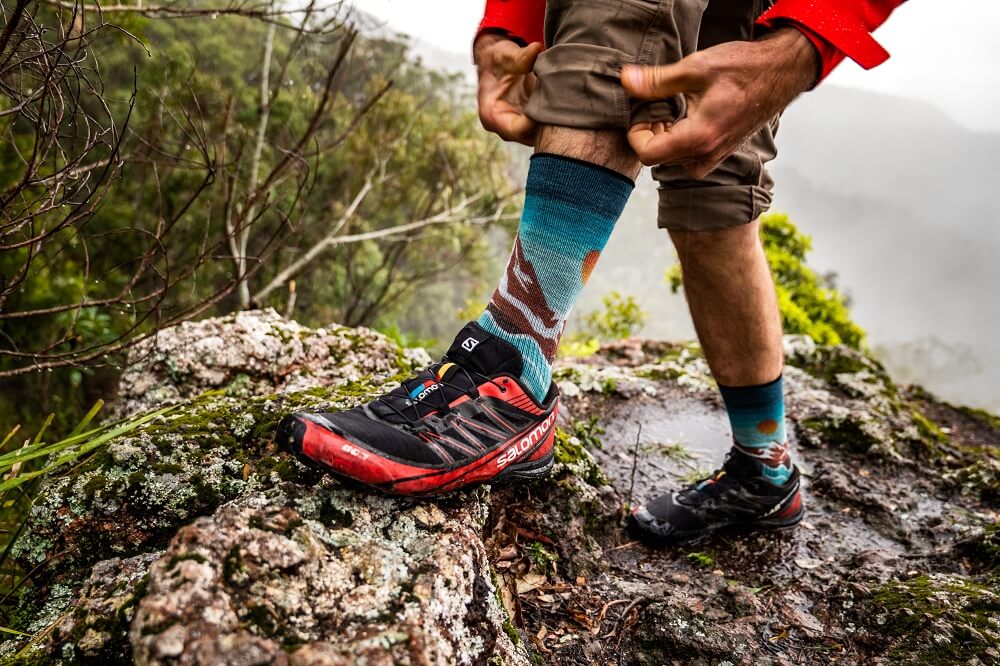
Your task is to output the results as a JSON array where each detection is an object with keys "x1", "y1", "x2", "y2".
[
  {"x1": 757, "y1": 0, "x2": 907, "y2": 82},
  {"x1": 477, "y1": 0, "x2": 546, "y2": 46}
]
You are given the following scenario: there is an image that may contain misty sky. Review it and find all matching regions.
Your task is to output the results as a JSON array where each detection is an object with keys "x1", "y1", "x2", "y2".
[{"x1": 352, "y1": 0, "x2": 1000, "y2": 132}]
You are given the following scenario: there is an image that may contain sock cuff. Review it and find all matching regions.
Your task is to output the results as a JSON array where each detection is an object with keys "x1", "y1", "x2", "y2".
[
  {"x1": 718, "y1": 374, "x2": 783, "y2": 409},
  {"x1": 526, "y1": 153, "x2": 634, "y2": 219}
]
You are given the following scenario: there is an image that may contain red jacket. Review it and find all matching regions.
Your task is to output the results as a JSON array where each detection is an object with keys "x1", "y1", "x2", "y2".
[{"x1": 477, "y1": 0, "x2": 906, "y2": 82}]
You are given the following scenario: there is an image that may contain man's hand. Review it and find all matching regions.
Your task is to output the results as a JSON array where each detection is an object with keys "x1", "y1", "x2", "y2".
[
  {"x1": 474, "y1": 33, "x2": 542, "y2": 146},
  {"x1": 621, "y1": 27, "x2": 819, "y2": 178}
]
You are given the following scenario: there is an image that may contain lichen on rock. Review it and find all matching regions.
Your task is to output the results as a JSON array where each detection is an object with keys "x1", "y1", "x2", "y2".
[{"x1": 130, "y1": 482, "x2": 526, "y2": 666}]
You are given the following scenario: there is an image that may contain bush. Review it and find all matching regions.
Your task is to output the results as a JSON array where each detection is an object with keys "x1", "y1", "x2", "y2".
[{"x1": 667, "y1": 213, "x2": 865, "y2": 349}]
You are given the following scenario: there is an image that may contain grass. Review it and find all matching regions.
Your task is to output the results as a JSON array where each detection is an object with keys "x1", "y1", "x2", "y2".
[
  {"x1": 0, "y1": 401, "x2": 173, "y2": 636},
  {"x1": 640, "y1": 440, "x2": 697, "y2": 462}
]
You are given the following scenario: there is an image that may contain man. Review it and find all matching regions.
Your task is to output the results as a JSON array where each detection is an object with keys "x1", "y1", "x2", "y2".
[{"x1": 278, "y1": 0, "x2": 904, "y2": 544}]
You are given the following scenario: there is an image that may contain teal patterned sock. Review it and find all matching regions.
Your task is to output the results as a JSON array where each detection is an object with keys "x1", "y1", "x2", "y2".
[
  {"x1": 719, "y1": 375, "x2": 793, "y2": 486},
  {"x1": 478, "y1": 154, "x2": 633, "y2": 401}
]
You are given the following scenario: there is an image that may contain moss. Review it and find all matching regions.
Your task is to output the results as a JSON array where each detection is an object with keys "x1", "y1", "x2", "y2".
[
  {"x1": 319, "y1": 499, "x2": 355, "y2": 528},
  {"x1": 526, "y1": 542, "x2": 558, "y2": 571},
  {"x1": 553, "y1": 427, "x2": 607, "y2": 488},
  {"x1": 799, "y1": 415, "x2": 881, "y2": 454},
  {"x1": 165, "y1": 551, "x2": 207, "y2": 569},
  {"x1": 863, "y1": 573, "x2": 1000, "y2": 664},
  {"x1": 81, "y1": 473, "x2": 108, "y2": 498},
  {"x1": 685, "y1": 551, "x2": 715, "y2": 568},
  {"x1": 488, "y1": 566, "x2": 519, "y2": 647},
  {"x1": 948, "y1": 458, "x2": 1000, "y2": 501},
  {"x1": 911, "y1": 410, "x2": 948, "y2": 444}
]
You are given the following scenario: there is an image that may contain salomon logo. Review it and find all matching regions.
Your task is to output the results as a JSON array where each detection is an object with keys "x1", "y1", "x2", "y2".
[
  {"x1": 496, "y1": 412, "x2": 556, "y2": 469},
  {"x1": 461, "y1": 336, "x2": 480, "y2": 352}
]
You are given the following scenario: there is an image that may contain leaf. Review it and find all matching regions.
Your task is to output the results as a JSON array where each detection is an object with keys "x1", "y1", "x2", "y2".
[
  {"x1": 794, "y1": 557, "x2": 824, "y2": 570},
  {"x1": 515, "y1": 573, "x2": 547, "y2": 595},
  {"x1": 0, "y1": 626, "x2": 30, "y2": 637}
]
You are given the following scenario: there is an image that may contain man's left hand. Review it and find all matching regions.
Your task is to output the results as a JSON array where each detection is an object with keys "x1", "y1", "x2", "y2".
[{"x1": 621, "y1": 27, "x2": 819, "y2": 178}]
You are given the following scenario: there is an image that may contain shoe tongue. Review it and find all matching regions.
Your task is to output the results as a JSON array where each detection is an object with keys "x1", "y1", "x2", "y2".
[
  {"x1": 370, "y1": 362, "x2": 476, "y2": 424},
  {"x1": 445, "y1": 321, "x2": 523, "y2": 378}
]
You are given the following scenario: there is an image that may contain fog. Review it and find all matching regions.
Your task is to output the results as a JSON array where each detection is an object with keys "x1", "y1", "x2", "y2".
[
  {"x1": 581, "y1": 85, "x2": 1000, "y2": 414},
  {"x1": 389, "y1": 24, "x2": 1000, "y2": 414}
]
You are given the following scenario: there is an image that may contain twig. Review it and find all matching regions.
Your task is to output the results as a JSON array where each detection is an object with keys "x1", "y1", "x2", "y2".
[
  {"x1": 601, "y1": 596, "x2": 649, "y2": 639},
  {"x1": 624, "y1": 422, "x2": 642, "y2": 521}
]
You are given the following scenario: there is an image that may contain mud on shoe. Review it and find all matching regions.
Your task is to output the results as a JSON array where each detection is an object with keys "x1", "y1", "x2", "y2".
[
  {"x1": 275, "y1": 322, "x2": 558, "y2": 496},
  {"x1": 629, "y1": 449, "x2": 804, "y2": 545}
]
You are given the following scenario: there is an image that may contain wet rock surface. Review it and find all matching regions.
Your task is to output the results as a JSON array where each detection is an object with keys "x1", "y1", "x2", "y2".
[{"x1": 3, "y1": 315, "x2": 998, "y2": 665}]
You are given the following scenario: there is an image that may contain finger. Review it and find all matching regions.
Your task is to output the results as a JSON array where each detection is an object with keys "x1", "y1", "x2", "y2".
[
  {"x1": 622, "y1": 58, "x2": 708, "y2": 100},
  {"x1": 496, "y1": 41, "x2": 543, "y2": 75},
  {"x1": 627, "y1": 118, "x2": 710, "y2": 167},
  {"x1": 485, "y1": 99, "x2": 538, "y2": 146}
]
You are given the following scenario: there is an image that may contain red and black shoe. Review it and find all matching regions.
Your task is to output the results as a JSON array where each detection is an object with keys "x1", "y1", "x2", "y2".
[{"x1": 276, "y1": 322, "x2": 558, "y2": 496}]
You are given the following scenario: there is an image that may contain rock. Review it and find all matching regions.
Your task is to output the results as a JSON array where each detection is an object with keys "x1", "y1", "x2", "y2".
[
  {"x1": 4, "y1": 312, "x2": 999, "y2": 665},
  {"x1": 111, "y1": 308, "x2": 431, "y2": 418},
  {"x1": 52, "y1": 552, "x2": 161, "y2": 662},
  {"x1": 131, "y1": 482, "x2": 525, "y2": 666}
]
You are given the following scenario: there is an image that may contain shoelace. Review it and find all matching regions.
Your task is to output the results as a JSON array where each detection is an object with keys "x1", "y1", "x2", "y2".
[
  {"x1": 371, "y1": 358, "x2": 508, "y2": 426},
  {"x1": 677, "y1": 452, "x2": 739, "y2": 505}
]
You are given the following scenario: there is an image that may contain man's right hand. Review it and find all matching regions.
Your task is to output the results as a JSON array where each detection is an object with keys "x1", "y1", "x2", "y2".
[{"x1": 474, "y1": 33, "x2": 542, "y2": 146}]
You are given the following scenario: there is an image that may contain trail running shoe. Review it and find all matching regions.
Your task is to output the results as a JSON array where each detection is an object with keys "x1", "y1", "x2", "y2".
[
  {"x1": 276, "y1": 322, "x2": 558, "y2": 496},
  {"x1": 629, "y1": 449, "x2": 804, "y2": 545}
]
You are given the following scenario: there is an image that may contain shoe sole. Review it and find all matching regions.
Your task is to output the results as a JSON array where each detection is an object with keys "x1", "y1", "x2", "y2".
[
  {"x1": 276, "y1": 413, "x2": 555, "y2": 498},
  {"x1": 628, "y1": 504, "x2": 805, "y2": 547}
]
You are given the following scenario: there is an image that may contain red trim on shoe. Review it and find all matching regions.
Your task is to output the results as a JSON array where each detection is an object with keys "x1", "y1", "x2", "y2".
[
  {"x1": 298, "y1": 405, "x2": 558, "y2": 496},
  {"x1": 773, "y1": 490, "x2": 803, "y2": 520},
  {"x1": 478, "y1": 378, "x2": 545, "y2": 415}
]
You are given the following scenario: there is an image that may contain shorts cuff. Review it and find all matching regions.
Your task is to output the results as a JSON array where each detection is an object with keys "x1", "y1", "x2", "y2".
[
  {"x1": 656, "y1": 185, "x2": 773, "y2": 231},
  {"x1": 524, "y1": 43, "x2": 629, "y2": 129}
]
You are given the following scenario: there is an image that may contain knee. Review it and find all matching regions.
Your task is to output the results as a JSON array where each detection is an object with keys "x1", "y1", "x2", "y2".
[{"x1": 536, "y1": 126, "x2": 642, "y2": 179}]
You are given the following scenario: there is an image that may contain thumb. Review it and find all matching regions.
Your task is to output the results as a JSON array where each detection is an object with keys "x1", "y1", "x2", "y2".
[
  {"x1": 622, "y1": 58, "x2": 707, "y2": 100},
  {"x1": 497, "y1": 41, "x2": 542, "y2": 75}
]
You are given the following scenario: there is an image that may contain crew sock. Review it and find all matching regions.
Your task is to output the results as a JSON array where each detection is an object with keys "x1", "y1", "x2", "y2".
[
  {"x1": 477, "y1": 153, "x2": 633, "y2": 402},
  {"x1": 719, "y1": 375, "x2": 794, "y2": 486}
]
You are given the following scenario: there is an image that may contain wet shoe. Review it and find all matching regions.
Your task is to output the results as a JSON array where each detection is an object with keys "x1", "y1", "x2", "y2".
[
  {"x1": 629, "y1": 449, "x2": 804, "y2": 545},
  {"x1": 276, "y1": 322, "x2": 558, "y2": 496}
]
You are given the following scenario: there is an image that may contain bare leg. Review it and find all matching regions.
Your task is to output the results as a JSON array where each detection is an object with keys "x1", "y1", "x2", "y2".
[
  {"x1": 669, "y1": 220, "x2": 783, "y2": 386},
  {"x1": 535, "y1": 126, "x2": 641, "y2": 179}
]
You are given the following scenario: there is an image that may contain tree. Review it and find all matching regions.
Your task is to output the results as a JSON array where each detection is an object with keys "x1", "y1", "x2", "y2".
[{"x1": 0, "y1": 2, "x2": 515, "y2": 432}]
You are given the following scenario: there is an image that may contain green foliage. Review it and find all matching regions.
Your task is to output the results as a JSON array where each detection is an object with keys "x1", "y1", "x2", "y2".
[
  {"x1": 0, "y1": 403, "x2": 170, "y2": 628},
  {"x1": 568, "y1": 417, "x2": 605, "y2": 451},
  {"x1": 560, "y1": 291, "x2": 647, "y2": 357},
  {"x1": 376, "y1": 324, "x2": 436, "y2": 351},
  {"x1": 686, "y1": 551, "x2": 715, "y2": 568},
  {"x1": 666, "y1": 213, "x2": 866, "y2": 348},
  {"x1": 1, "y1": 10, "x2": 513, "y2": 435},
  {"x1": 584, "y1": 291, "x2": 647, "y2": 341}
]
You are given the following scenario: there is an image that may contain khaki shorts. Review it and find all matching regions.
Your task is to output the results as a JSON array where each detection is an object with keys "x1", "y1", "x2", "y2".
[{"x1": 524, "y1": 0, "x2": 777, "y2": 231}]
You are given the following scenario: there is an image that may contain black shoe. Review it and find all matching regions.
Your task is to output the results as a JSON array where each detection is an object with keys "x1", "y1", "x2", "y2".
[
  {"x1": 629, "y1": 449, "x2": 804, "y2": 545},
  {"x1": 276, "y1": 322, "x2": 558, "y2": 496}
]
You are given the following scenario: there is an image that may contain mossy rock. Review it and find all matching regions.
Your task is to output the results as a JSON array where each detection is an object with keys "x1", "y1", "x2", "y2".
[
  {"x1": 10, "y1": 376, "x2": 407, "y2": 578},
  {"x1": 858, "y1": 573, "x2": 1000, "y2": 664}
]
